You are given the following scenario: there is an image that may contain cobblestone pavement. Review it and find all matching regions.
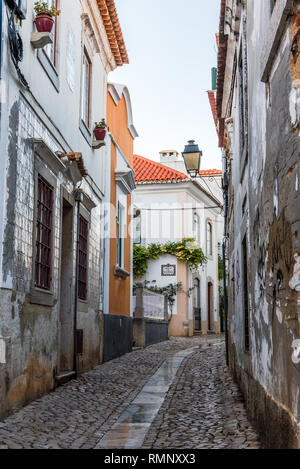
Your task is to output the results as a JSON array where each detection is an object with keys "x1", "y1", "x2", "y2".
[
  {"x1": 0, "y1": 336, "x2": 260, "y2": 449},
  {"x1": 143, "y1": 341, "x2": 260, "y2": 449}
]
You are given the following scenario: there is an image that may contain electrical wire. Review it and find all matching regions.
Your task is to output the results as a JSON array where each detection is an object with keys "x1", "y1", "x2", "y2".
[{"x1": 6, "y1": 4, "x2": 29, "y2": 89}]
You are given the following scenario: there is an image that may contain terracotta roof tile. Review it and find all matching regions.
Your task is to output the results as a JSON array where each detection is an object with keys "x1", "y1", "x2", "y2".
[
  {"x1": 134, "y1": 155, "x2": 189, "y2": 183},
  {"x1": 207, "y1": 90, "x2": 219, "y2": 135},
  {"x1": 134, "y1": 155, "x2": 222, "y2": 182},
  {"x1": 200, "y1": 169, "x2": 222, "y2": 176},
  {"x1": 58, "y1": 152, "x2": 88, "y2": 177},
  {"x1": 97, "y1": 0, "x2": 129, "y2": 66}
]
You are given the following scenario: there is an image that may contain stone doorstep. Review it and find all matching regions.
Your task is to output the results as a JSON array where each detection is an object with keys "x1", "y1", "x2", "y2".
[{"x1": 55, "y1": 371, "x2": 76, "y2": 386}]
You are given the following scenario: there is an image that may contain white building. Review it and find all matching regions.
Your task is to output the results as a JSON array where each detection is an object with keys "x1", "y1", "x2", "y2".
[
  {"x1": 133, "y1": 153, "x2": 224, "y2": 337},
  {"x1": 0, "y1": 0, "x2": 128, "y2": 418}
]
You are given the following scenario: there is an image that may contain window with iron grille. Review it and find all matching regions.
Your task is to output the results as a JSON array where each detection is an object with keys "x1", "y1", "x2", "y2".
[
  {"x1": 116, "y1": 202, "x2": 124, "y2": 267},
  {"x1": 78, "y1": 216, "x2": 88, "y2": 300},
  {"x1": 35, "y1": 175, "x2": 53, "y2": 290}
]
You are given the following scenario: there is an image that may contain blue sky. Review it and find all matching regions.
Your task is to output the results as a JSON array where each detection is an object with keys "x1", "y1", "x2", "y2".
[{"x1": 109, "y1": 0, "x2": 221, "y2": 169}]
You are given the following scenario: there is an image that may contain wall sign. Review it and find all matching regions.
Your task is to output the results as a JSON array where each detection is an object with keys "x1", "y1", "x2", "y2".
[{"x1": 161, "y1": 264, "x2": 176, "y2": 277}]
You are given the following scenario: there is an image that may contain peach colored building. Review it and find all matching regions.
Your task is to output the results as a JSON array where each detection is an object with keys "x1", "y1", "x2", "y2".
[{"x1": 103, "y1": 84, "x2": 138, "y2": 360}]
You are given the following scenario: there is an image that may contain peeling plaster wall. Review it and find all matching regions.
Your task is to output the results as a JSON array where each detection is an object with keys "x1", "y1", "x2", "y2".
[
  {"x1": 0, "y1": 97, "x2": 103, "y2": 418},
  {"x1": 225, "y1": 0, "x2": 300, "y2": 449}
]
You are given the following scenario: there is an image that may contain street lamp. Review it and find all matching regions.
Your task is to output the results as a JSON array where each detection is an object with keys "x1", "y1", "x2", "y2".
[{"x1": 182, "y1": 140, "x2": 202, "y2": 178}]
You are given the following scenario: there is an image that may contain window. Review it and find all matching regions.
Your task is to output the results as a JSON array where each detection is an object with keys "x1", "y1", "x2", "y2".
[
  {"x1": 238, "y1": 24, "x2": 248, "y2": 159},
  {"x1": 242, "y1": 235, "x2": 250, "y2": 352},
  {"x1": 207, "y1": 222, "x2": 213, "y2": 256},
  {"x1": 78, "y1": 216, "x2": 88, "y2": 300},
  {"x1": 35, "y1": 175, "x2": 53, "y2": 290},
  {"x1": 133, "y1": 208, "x2": 141, "y2": 245},
  {"x1": 117, "y1": 202, "x2": 125, "y2": 267},
  {"x1": 44, "y1": 0, "x2": 58, "y2": 66},
  {"x1": 193, "y1": 212, "x2": 200, "y2": 245},
  {"x1": 81, "y1": 48, "x2": 91, "y2": 128}
]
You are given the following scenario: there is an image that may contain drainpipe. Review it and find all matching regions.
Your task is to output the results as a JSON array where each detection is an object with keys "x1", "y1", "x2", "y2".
[
  {"x1": 222, "y1": 150, "x2": 229, "y2": 366},
  {"x1": 73, "y1": 189, "x2": 82, "y2": 377}
]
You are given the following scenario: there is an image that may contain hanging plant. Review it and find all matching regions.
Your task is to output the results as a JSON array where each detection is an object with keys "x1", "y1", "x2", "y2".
[
  {"x1": 93, "y1": 119, "x2": 107, "y2": 141},
  {"x1": 133, "y1": 238, "x2": 207, "y2": 279},
  {"x1": 34, "y1": 2, "x2": 60, "y2": 33}
]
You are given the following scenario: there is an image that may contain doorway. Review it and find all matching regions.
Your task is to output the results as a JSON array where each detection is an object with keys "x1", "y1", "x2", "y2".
[
  {"x1": 193, "y1": 278, "x2": 201, "y2": 331},
  {"x1": 59, "y1": 199, "x2": 74, "y2": 373},
  {"x1": 208, "y1": 282, "x2": 213, "y2": 332}
]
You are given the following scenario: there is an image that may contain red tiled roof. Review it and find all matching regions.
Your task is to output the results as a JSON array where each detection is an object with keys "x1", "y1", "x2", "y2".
[
  {"x1": 134, "y1": 155, "x2": 222, "y2": 182},
  {"x1": 200, "y1": 169, "x2": 222, "y2": 176},
  {"x1": 97, "y1": 0, "x2": 129, "y2": 66},
  {"x1": 134, "y1": 155, "x2": 189, "y2": 183},
  {"x1": 207, "y1": 90, "x2": 219, "y2": 136}
]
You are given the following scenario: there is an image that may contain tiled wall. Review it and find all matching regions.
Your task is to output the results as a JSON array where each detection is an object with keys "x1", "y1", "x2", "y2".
[{"x1": 0, "y1": 95, "x2": 103, "y2": 417}]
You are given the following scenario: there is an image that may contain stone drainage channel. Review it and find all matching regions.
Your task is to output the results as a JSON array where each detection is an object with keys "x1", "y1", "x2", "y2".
[{"x1": 96, "y1": 347, "x2": 199, "y2": 449}]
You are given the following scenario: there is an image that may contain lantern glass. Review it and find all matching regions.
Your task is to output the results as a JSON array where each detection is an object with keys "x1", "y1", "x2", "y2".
[{"x1": 182, "y1": 140, "x2": 202, "y2": 177}]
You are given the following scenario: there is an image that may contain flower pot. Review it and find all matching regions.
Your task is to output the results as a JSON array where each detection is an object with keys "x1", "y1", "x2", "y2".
[
  {"x1": 35, "y1": 14, "x2": 54, "y2": 33},
  {"x1": 93, "y1": 128, "x2": 106, "y2": 141}
]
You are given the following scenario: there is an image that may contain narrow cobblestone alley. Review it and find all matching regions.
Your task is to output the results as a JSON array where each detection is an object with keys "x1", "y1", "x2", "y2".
[{"x1": 0, "y1": 336, "x2": 260, "y2": 449}]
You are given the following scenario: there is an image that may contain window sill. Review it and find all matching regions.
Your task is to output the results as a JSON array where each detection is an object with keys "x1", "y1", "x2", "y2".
[
  {"x1": 260, "y1": 0, "x2": 294, "y2": 82},
  {"x1": 37, "y1": 49, "x2": 60, "y2": 92},
  {"x1": 114, "y1": 265, "x2": 130, "y2": 280},
  {"x1": 30, "y1": 288, "x2": 54, "y2": 307},
  {"x1": 79, "y1": 119, "x2": 92, "y2": 147},
  {"x1": 78, "y1": 299, "x2": 88, "y2": 312}
]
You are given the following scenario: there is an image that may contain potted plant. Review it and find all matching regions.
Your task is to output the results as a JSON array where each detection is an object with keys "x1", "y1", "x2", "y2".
[
  {"x1": 34, "y1": 1, "x2": 60, "y2": 34},
  {"x1": 93, "y1": 119, "x2": 107, "y2": 141}
]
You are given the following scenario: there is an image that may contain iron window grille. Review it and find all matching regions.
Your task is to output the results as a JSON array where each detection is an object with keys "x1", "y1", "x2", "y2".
[
  {"x1": 78, "y1": 216, "x2": 88, "y2": 300},
  {"x1": 35, "y1": 175, "x2": 53, "y2": 290}
]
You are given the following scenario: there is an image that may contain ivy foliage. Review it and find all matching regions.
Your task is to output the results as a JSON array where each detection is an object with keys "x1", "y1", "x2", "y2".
[{"x1": 133, "y1": 238, "x2": 207, "y2": 279}]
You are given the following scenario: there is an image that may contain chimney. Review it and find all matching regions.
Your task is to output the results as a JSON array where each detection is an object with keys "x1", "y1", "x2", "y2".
[{"x1": 159, "y1": 150, "x2": 179, "y2": 163}]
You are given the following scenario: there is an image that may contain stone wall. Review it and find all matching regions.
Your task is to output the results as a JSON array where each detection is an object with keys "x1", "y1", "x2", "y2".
[{"x1": 221, "y1": 0, "x2": 300, "y2": 448}]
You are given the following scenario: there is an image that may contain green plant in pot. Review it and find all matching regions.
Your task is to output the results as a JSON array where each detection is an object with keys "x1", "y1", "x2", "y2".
[
  {"x1": 94, "y1": 119, "x2": 107, "y2": 141},
  {"x1": 34, "y1": 2, "x2": 60, "y2": 34}
]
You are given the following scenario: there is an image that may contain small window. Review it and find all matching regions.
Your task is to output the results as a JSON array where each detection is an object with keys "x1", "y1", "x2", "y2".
[
  {"x1": 44, "y1": 0, "x2": 58, "y2": 66},
  {"x1": 35, "y1": 175, "x2": 53, "y2": 290},
  {"x1": 133, "y1": 208, "x2": 141, "y2": 245},
  {"x1": 81, "y1": 48, "x2": 91, "y2": 128},
  {"x1": 117, "y1": 202, "x2": 125, "y2": 267},
  {"x1": 193, "y1": 212, "x2": 200, "y2": 245},
  {"x1": 78, "y1": 216, "x2": 88, "y2": 300},
  {"x1": 207, "y1": 222, "x2": 213, "y2": 256}
]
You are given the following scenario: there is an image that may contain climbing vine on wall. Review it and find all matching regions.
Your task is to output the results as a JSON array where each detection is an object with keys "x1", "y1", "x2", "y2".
[{"x1": 133, "y1": 238, "x2": 207, "y2": 279}]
